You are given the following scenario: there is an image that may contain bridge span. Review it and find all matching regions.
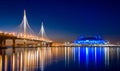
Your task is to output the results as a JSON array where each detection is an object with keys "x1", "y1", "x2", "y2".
[{"x1": 0, "y1": 10, "x2": 52, "y2": 48}]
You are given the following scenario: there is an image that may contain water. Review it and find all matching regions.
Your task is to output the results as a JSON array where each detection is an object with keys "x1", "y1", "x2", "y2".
[{"x1": 0, "y1": 47, "x2": 120, "y2": 71}]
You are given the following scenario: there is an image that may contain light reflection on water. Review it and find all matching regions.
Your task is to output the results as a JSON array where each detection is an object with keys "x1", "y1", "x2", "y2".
[{"x1": 0, "y1": 47, "x2": 120, "y2": 71}]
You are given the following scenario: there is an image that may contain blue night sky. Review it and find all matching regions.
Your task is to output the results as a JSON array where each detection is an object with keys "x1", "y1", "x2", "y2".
[{"x1": 0, "y1": 0, "x2": 120, "y2": 42}]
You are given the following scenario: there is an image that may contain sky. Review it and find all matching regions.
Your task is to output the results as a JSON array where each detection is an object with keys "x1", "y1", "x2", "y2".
[{"x1": 0, "y1": 0, "x2": 120, "y2": 42}]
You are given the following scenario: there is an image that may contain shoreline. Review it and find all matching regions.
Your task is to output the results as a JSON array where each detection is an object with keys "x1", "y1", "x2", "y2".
[{"x1": 0, "y1": 45, "x2": 120, "y2": 49}]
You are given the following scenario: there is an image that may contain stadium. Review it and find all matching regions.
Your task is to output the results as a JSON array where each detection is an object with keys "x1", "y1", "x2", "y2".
[{"x1": 74, "y1": 36, "x2": 107, "y2": 45}]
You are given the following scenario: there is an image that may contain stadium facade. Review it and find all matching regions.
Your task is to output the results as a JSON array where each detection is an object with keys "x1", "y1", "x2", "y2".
[{"x1": 74, "y1": 36, "x2": 107, "y2": 45}]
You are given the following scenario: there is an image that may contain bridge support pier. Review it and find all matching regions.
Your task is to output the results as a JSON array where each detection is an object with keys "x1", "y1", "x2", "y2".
[
  {"x1": 48, "y1": 43, "x2": 52, "y2": 47},
  {"x1": 23, "y1": 39, "x2": 26, "y2": 47},
  {"x1": 40, "y1": 42, "x2": 52, "y2": 47},
  {"x1": 13, "y1": 39, "x2": 16, "y2": 48},
  {"x1": 0, "y1": 39, "x2": 6, "y2": 47}
]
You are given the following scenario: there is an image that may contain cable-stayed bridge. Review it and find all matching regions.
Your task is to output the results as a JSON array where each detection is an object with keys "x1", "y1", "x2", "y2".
[{"x1": 0, "y1": 10, "x2": 52, "y2": 47}]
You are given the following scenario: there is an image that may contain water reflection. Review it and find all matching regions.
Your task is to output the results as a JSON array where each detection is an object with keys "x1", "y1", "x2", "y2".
[
  {"x1": 0, "y1": 47, "x2": 120, "y2": 71},
  {"x1": 0, "y1": 55, "x2": 2, "y2": 71},
  {"x1": 117, "y1": 48, "x2": 119, "y2": 60},
  {"x1": 105, "y1": 47, "x2": 109, "y2": 67}
]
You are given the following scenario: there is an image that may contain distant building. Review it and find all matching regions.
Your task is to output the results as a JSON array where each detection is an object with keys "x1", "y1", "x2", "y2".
[{"x1": 74, "y1": 36, "x2": 107, "y2": 45}]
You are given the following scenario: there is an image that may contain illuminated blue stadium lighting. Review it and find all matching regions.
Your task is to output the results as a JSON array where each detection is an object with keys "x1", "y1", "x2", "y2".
[{"x1": 74, "y1": 36, "x2": 107, "y2": 45}]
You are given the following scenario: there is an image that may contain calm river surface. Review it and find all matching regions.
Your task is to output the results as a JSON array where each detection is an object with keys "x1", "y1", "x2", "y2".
[{"x1": 0, "y1": 47, "x2": 120, "y2": 71}]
